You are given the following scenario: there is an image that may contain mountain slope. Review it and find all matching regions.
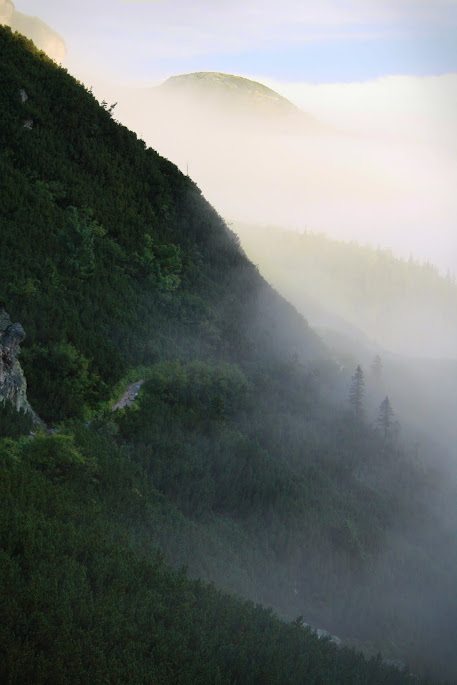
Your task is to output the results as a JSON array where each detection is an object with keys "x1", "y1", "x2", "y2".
[
  {"x1": 0, "y1": 27, "x2": 455, "y2": 682},
  {"x1": 234, "y1": 223, "x2": 457, "y2": 458},
  {"x1": 235, "y1": 224, "x2": 457, "y2": 359},
  {"x1": 0, "y1": 31, "x2": 324, "y2": 422}
]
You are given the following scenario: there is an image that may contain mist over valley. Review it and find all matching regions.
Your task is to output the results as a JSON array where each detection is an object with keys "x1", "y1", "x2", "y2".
[{"x1": 96, "y1": 70, "x2": 457, "y2": 274}]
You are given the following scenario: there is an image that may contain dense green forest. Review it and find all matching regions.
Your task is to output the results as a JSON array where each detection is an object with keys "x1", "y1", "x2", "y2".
[
  {"x1": 1, "y1": 422, "x2": 427, "y2": 685},
  {"x1": 0, "y1": 27, "x2": 455, "y2": 683}
]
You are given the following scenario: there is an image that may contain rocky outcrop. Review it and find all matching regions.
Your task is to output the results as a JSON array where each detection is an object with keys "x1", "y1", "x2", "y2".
[
  {"x1": 0, "y1": 309, "x2": 34, "y2": 416},
  {"x1": 112, "y1": 380, "x2": 144, "y2": 411}
]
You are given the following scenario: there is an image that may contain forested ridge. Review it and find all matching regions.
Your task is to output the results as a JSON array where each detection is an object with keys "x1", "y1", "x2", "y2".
[
  {"x1": 235, "y1": 223, "x2": 457, "y2": 358},
  {"x1": 0, "y1": 27, "x2": 454, "y2": 683}
]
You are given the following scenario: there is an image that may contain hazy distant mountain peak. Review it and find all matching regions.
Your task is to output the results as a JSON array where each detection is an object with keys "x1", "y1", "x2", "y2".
[
  {"x1": 157, "y1": 70, "x2": 324, "y2": 132},
  {"x1": 160, "y1": 71, "x2": 300, "y2": 114}
]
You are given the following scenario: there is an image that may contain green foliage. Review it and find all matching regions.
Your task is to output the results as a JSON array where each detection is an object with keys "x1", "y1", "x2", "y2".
[
  {"x1": 124, "y1": 360, "x2": 249, "y2": 424},
  {"x1": 20, "y1": 342, "x2": 94, "y2": 422},
  {"x1": 0, "y1": 430, "x2": 436, "y2": 685},
  {"x1": 22, "y1": 433, "x2": 89, "y2": 480},
  {"x1": 62, "y1": 205, "x2": 101, "y2": 279},
  {"x1": 110, "y1": 354, "x2": 455, "y2": 682},
  {"x1": 0, "y1": 399, "x2": 33, "y2": 437},
  {"x1": 0, "y1": 27, "x2": 454, "y2": 683},
  {"x1": 0, "y1": 26, "x2": 321, "y2": 423}
]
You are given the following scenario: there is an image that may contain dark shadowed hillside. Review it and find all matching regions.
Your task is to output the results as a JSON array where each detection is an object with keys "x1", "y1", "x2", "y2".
[{"x1": 0, "y1": 27, "x2": 455, "y2": 683}]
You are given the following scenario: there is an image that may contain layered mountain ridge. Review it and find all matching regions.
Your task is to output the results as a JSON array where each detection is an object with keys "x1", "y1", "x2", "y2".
[
  {"x1": 104, "y1": 67, "x2": 456, "y2": 271},
  {"x1": 0, "y1": 26, "x2": 455, "y2": 683}
]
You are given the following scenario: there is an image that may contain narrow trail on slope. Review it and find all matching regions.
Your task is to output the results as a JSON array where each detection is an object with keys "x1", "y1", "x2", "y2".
[{"x1": 112, "y1": 380, "x2": 144, "y2": 411}]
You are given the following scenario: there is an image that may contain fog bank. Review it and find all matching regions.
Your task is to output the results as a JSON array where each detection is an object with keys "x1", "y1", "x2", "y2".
[{"x1": 95, "y1": 72, "x2": 457, "y2": 273}]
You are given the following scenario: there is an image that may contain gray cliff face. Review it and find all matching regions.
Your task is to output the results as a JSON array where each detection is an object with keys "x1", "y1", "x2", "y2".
[{"x1": 0, "y1": 309, "x2": 30, "y2": 413}]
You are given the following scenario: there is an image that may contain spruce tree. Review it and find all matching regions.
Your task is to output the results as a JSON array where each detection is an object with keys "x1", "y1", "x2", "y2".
[
  {"x1": 377, "y1": 395, "x2": 395, "y2": 443},
  {"x1": 349, "y1": 365, "x2": 365, "y2": 421}
]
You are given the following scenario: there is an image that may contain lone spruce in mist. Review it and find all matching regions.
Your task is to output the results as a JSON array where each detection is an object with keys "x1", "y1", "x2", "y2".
[
  {"x1": 377, "y1": 395, "x2": 395, "y2": 443},
  {"x1": 349, "y1": 364, "x2": 365, "y2": 421}
]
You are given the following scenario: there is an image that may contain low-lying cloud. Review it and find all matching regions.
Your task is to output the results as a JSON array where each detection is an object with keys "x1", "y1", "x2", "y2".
[
  {"x1": 265, "y1": 74, "x2": 457, "y2": 151},
  {"x1": 101, "y1": 71, "x2": 457, "y2": 273},
  {"x1": 0, "y1": 0, "x2": 66, "y2": 62}
]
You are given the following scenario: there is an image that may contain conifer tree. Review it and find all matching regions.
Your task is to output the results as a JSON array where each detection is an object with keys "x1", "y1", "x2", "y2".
[
  {"x1": 377, "y1": 395, "x2": 395, "y2": 443},
  {"x1": 349, "y1": 364, "x2": 365, "y2": 420}
]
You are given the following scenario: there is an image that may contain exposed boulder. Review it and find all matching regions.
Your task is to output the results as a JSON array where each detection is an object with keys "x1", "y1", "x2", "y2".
[
  {"x1": 0, "y1": 308, "x2": 36, "y2": 419},
  {"x1": 112, "y1": 380, "x2": 144, "y2": 411}
]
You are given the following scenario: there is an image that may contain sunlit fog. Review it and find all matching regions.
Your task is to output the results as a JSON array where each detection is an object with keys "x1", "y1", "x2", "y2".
[
  {"x1": 0, "y1": 0, "x2": 66, "y2": 61},
  {"x1": 93, "y1": 72, "x2": 457, "y2": 274}
]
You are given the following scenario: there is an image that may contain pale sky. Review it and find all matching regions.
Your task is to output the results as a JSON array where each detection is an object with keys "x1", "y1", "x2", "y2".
[{"x1": 5, "y1": 0, "x2": 457, "y2": 83}]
